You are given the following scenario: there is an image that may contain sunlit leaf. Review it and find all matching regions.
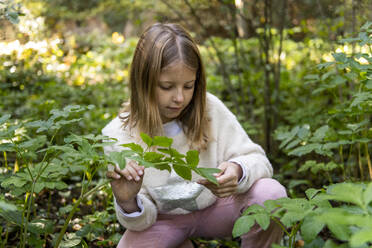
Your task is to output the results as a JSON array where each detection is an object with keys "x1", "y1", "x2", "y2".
[
  {"x1": 186, "y1": 150, "x2": 199, "y2": 168},
  {"x1": 140, "y1": 132, "x2": 152, "y2": 147},
  {"x1": 153, "y1": 136, "x2": 173, "y2": 147},
  {"x1": 232, "y1": 215, "x2": 255, "y2": 237},
  {"x1": 173, "y1": 164, "x2": 192, "y2": 180}
]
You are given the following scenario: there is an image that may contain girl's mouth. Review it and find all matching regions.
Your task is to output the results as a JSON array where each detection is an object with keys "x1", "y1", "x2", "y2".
[{"x1": 168, "y1": 107, "x2": 182, "y2": 111}]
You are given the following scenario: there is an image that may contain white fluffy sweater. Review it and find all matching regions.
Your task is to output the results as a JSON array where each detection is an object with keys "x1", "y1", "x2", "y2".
[{"x1": 102, "y1": 93, "x2": 273, "y2": 231}]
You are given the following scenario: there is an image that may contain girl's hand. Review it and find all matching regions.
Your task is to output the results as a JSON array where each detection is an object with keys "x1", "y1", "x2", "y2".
[
  {"x1": 106, "y1": 161, "x2": 145, "y2": 212},
  {"x1": 197, "y1": 162, "x2": 242, "y2": 198}
]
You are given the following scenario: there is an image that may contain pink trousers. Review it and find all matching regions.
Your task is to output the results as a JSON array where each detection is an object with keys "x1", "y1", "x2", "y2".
[{"x1": 117, "y1": 178, "x2": 287, "y2": 248}]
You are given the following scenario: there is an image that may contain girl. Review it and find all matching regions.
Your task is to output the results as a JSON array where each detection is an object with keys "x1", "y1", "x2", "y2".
[{"x1": 103, "y1": 23, "x2": 287, "y2": 248}]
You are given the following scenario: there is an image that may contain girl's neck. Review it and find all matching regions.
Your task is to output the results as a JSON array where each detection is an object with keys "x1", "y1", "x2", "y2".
[{"x1": 163, "y1": 120, "x2": 182, "y2": 137}]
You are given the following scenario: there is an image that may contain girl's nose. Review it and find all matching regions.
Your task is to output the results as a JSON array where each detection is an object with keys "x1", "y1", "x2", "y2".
[{"x1": 173, "y1": 89, "x2": 184, "y2": 103}]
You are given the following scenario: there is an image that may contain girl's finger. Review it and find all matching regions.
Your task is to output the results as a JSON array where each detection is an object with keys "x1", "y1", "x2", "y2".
[
  {"x1": 106, "y1": 170, "x2": 121, "y2": 180},
  {"x1": 216, "y1": 177, "x2": 237, "y2": 186},
  {"x1": 215, "y1": 186, "x2": 237, "y2": 194},
  {"x1": 130, "y1": 162, "x2": 145, "y2": 175},
  {"x1": 216, "y1": 192, "x2": 234, "y2": 198},
  {"x1": 125, "y1": 164, "x2": 141, "y2": 181}
]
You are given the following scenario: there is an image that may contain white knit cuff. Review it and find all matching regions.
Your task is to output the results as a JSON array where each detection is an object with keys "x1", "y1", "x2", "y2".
[{"x1": 115, "y1": 196, "x2": 144, "y2": 218}]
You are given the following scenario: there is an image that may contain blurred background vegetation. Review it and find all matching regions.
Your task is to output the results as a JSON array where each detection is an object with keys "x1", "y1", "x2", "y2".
[{"x1": 0, "y1": 0, "x2": 371, "y2": 247}]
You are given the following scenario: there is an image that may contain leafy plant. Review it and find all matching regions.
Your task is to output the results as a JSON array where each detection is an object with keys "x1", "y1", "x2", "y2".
[
  {"x1": 275, "y1": 22, "x2": 372, "y2": 184},
  {"x1": 233, "y1": 182, "x2": 372, "y2": 247},
  {"x1": 0, "y1": 0, "x2": 23, "y2": 24},
  {"x1": 0, "y1": 106, "x2": 112, "y2": 248},
  {"x1": 107, "y1": 132, "x2": 221, "y2": 185},
  {"x1": 0, "y1": 103, "x2": 223, "y2": 247}
]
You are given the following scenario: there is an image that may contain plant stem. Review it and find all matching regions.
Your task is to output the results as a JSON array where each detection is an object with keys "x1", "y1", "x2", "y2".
[
  {"x1": 53, "y1": 176, "x2": 109, "y2": 248},
  {"x1": 326, "y1": 171, "x2": 333, "y2": 184},
  {"x1": 22, "y1": 179, "x2": 37, "y2": 248},
  {"x1": 339, "y1": 145, "x2": 346, "y2": 181},
  {"x1": 3, "y1": 151, "x2": 7, "y2": 170},
  {"x1": 358, "y1": 143, "x2": 364, "y2": 180},
  {"x1": 271, "y1": 216, "x2": 290, "y2": 237},
  {"x1": 347, "y1": 144, "x2": 354, "y2": 179},
  {"x1": 21, "y1": 129, "x2": 60, "y2": 247},
  {"x1": 364, "y1": 143, "x2": 372, "y2": 180},
  {"x1": 54, "y1": 196, "x2": 83, "y2": 248}
]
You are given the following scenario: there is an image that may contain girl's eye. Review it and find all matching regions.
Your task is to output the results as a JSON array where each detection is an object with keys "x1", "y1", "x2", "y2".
[
  {"x1": 184, "y1": 84, "x2": 194, "y2": 89},
  {"x1": 160, "y1": 85, "x2": 172, "y2": 90}
]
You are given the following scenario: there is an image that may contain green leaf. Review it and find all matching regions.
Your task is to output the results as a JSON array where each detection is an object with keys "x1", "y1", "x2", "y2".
[
  {"x1": 130, "y1": 156, "x2": 155, "y2": 168},
  {"x1": 316, "y1": 62, "x2": 335, "y2": 70},
  {"x1": 169, "y1": 148, "x2": 184, "y2": 158},
  {"x1": 280, "y1": 210, "x2": 307, "y2": 227},
  {"x1": 297, "y1": 124, "x2": 310, "y2": 140},
  {"x1": 28, "y1": 218, "x2": 54, "y2": 234},
  {"x1": 44, "y1": 181, "x2": 68, "y2": 190},
  {"x1": 255, "y1": 213, "x2": 270, "y2": 230},
  {"x1": 140, "y1": 133, "x2": 153, "y2": 147},
  {"x1": 278, "y1": 126, "x2": 299, "y2": 149},
  {"x1": 121, "y1": 143, "x2": 143, "y2": 154},
  {"x1": 34, "y1": 182, "x2": 45, "y2": 194},
  {"x1": 158, "y1": 148, "x2": 171, "y2": 155},
  {"x1": 173, "y1": 164, "x2": 192, "y2": 181},
  {"x1": 1, "y1": 176, "x2": 29, "y2": 188},
  {"x1": 288, "y1": 179, "x2": 310, "y2": 190},
  {"x1": 350, "y1": 227, "x2": 372, "y2": 247},
  {"x1": 153, "y1": 136, "x2": 173, "y2": 147},
  {"x1": 153, "y1": 162, "x2": 171, "y2": 173},
  {"x1": 332, "y1": 53, "x2": 347, "y2": 63},
  {"x1": 0, "y1": 114, "x2": 11, "y2": 124},
  {"x1": 361, "y1": 21, "x2": 372, "y2": 30},
  {"x1": 60, "y1": 233, "x2": 82, "y2": 248},
  {"x1": 0, "y1": 142, "x2": 15, "y2": 152},
  {"x1": 327, "y1": 222, "x2": 350, "y2": 241},
  {"x1": 144, "y1": 152, "x2": 164, "y2": 163},
  {"x1": 288, "y1": 143, "x2": 320, "y2": 156},
  {"x1": 298, "y1": 160, "x2": 317, "y2": 173},
  {"x1": 27, "y1": 119, "x2": 53, "y2": 133},
  {"x1": 322, "y1": 240, "x2": 340, "y2": 248},
  {"x1": 194, "y1": 167, "x2": 220, "y2": 185},
  {"x1": 263, "y1": 200, "x2": 281, "y2": 212},
  {"x1": 325, "y1": 183, "x2": 364, "y2": 208},
  {"x1": 242, "y1": 204, "x2": 266, "y2": 215},
  {"x1": 0, "y1": 200, "x2": 23, "y2": 225},
  {"x1": 19, "y1": 135, "x2": 47, "y2": 151},
  {"x1": 363, "y1": 183, "x2": 372, "y2": 208},
  {"x1": 186, "y1": 150, "x2": 199, "y2": 168},
  {"x1": 232, "y1": 215, "x2": 255, "y2": 237},
  {"x1": 108, "y1": 151, "x2": 127, "y2": 169},
  {"x1": 301, "y1": 216, "x2": 325, "y2": 242},
  {"x1": 285, "y1": 139, "x2": 301, "y2": 150},
  {"x1": 310, "y1": 125, "x2": 329, "y2": 142},
  {"x1": 305, "y1": 188, "x2": 322, "y2": 200},
  {"x1": 6, "y1": 12, "x2": 19, "y2": 24}
]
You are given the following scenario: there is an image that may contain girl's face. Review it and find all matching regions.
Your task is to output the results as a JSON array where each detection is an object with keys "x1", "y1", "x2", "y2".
[{"x1": 156, "y1": 62, "x2": 196, "y2": 123}]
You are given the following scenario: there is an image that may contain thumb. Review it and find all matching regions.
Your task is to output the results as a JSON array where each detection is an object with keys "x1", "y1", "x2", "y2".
[{"x1": 214, "y1": 162, "x2": 228, "y2": 177}]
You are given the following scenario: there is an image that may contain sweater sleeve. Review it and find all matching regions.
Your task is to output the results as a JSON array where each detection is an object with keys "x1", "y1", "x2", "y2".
[
  {"x1": 208, "y1": 94, "x2": 273, "y2": 193},
  {"x1": 102, "y1": 117, "x2": 158, "y2": 231}
]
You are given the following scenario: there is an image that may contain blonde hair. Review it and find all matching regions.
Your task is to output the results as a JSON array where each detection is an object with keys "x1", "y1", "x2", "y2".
[{"x1": 120, "y1": 23, "x2": 210, "y2": 150}]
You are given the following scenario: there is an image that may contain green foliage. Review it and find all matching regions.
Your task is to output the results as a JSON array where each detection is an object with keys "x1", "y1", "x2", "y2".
[
  {"x1": 233, "y1": 182, "x2": 372, "y2": 247},
  {"x1": 0, "y1": 103, "x2": 222, "y2": 247},
  {"x1": 0, "y1": 0, "x2": 23, "y2": 24},
  {"x1": 233, "y1": 24, "x2": 372, "y2": 247},
  {"x1": 0, "y1": 106, "x2": 113, "y2": 247},
  {"x1": 113, "y1": 132, "x2": 221, "y2": 185},
  {"x1": 275, "y1": 22, "x2": 372, "y2": 184}
]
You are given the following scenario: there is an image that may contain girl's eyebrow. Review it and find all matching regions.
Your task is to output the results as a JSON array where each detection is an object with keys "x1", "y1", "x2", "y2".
[{"x1": 159, "y1": 79, "x2": 196, "y2": 84}]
